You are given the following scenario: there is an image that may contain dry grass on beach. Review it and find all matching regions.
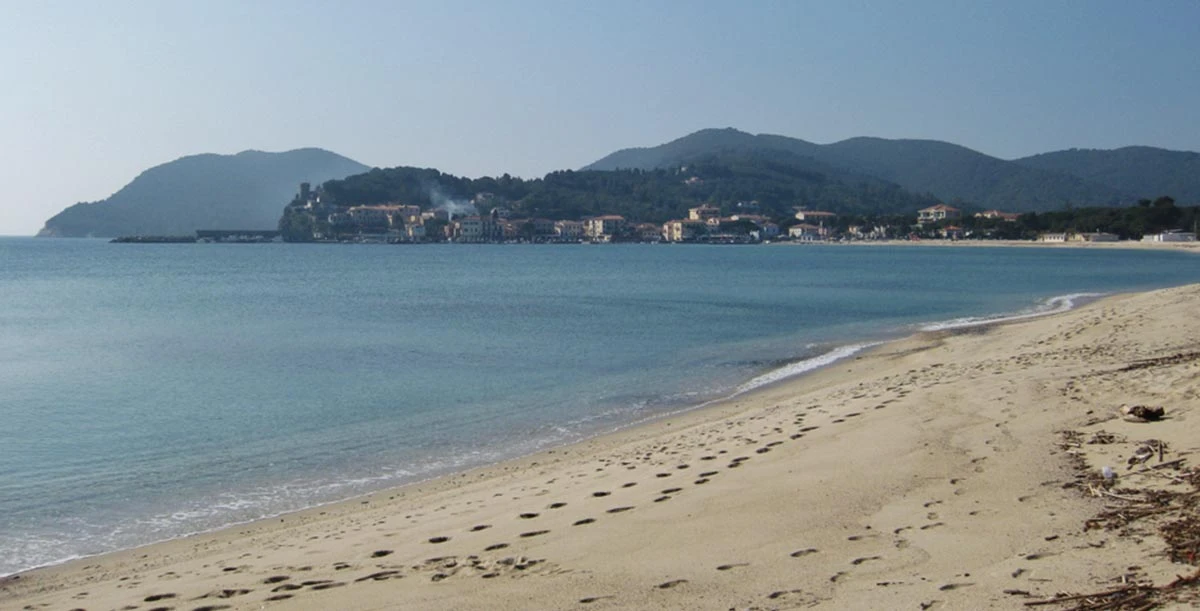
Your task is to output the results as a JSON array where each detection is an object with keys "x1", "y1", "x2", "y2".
[{"x1": 5, "y1": 284, "x2": 1200, "y2": 610}]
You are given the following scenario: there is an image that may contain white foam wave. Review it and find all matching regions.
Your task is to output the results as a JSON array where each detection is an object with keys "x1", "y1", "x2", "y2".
[
  {"x1": 734, "y1": 343, "x2": 881, "y2": 395},
  {"x1": 920, "y1": 292, "x2": 1105, "y2": 331}
]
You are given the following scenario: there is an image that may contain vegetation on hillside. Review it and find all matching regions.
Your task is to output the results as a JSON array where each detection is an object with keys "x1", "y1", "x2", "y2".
[
  {"x1": 288, "y1": 151, "x2": 940, "y2": 230},
  {"x1": 1014, "y1": 147, "x2": 1200, "y2": 204},
  {"x1": 585, "y1": 128, "x2": 1200, "y2": 213}
]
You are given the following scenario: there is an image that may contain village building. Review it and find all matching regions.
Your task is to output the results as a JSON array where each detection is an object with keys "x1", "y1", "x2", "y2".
[
  {"x1": 1142, "y1": 230, "x2": 1197, "y2": 243},
  {"x1": 917, "y1": 204, "x2": 961, "y2": 224},
  {"x1": 788, "y1": 223, "x2": 826, "y2": 241},
  {"x1": 939, "y1": 225, "x2": 965, "y2": 240},
  {"x1": 554, "y1": 220, "x2": 584, "y2": 240},
  {"x1": 662, "y1": 219, "x2": 708, "y2": 242},
  {"x1": 687, "y1": 205, "x2": 721, "y2": 221},
  {"x1": 583, "y1": 215, "x2": 626, "y2": 241},
  {"x1": 975, "y1": 209, "x2": 1021, "y2": 222},
  {"x1": 452, "y1": 216, "x2": 504, "y2": 243},
  {"x1": 1069, "y1": 232, "x2": 1120, "y2": 243},
  {"x1": 793, "y1": 210, "x2": 837, "y2": 223},
  {"x1": 633, "y1": 223, "x2": 662, "y2": 242}
]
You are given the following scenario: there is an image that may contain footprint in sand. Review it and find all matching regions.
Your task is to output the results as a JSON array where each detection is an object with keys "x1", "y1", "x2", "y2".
[
  {"x1": 657, "y1": 579, "x2": 688, "y2": 589},
  {"x1": 485, "y1": 543, "x2": 509, "y2": 551},
  {"x1": 579, "y1": 595, "x2": 615, "y2": 603},
  {"x1": 469, "y1": 524, "x2": 491, "y2": 532},
  {"x1": 573, "y1": 518, "x2": 596, "y2": 526},
  {"x1": 355, "y1": 570, "x2": 401, "y2": 582},
  {"x1": 271, "y1": 584, "x2": 302, "y2": 592},
  {"x1": 262, "y1": 576, "x2": 290, "y2": 584},
  {"x1": 520, "y1": 530, "x2": 550, "y2": 538},
  {"x1": 193, "y1": 606, "x2": 233, "y2": 611},
  {"x1": 694, "y1": 478, "x2": 710, "y2": 484},
  {"x1": 851, "y1": 556, "x2": 882, "y2": 565},
  {"x1": 548, "y1": 502, "x2": 567, "y2": 509},
  {"x1": 371, "y1": 550, "x2": 393, "y2": 558},
  {"x1": 790, "y1": 548, "x2": 819, "y2": 557},
  {"x1": 265, "y1": 594, "x2": 293, "y2": 601},
  {"x1": 606, "y1": 506, "x2": 634, "y2": 513},
  {"x1": 938, "y1": 583, "x2": 974, "y2": 591},
  {"x1": 144, "y1": 593, "x2": 177, "y2": 602},
  {"x1": 622, "y1": 482, "x2": 637, "y2": 488},
  {"x1": 519, "y1": 512, "x2": 539, "y2": 519},
  {"x1": 592, "y1": 491, "x2": 611, "y2": 497},
  {"x1": 213, "y1": 588, "x2": 252, "y2": 598},
  {"x1": 716, "y1": 563, "x2": 749, "y2": 571},
  {"x1": 653, "y1": 496, "x2": 671, "y2": 502},
  {"x1": 310, "y1": 582, "x2": 345, "y2": 591},
  {"x1": 428, "y1": 536, "x2": 450, "y2": 544}
]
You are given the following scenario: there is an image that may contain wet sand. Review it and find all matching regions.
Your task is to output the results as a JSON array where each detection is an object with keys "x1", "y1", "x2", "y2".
[{"x1": 5, "y1": 283, "x2": 1200, "y2": 610}]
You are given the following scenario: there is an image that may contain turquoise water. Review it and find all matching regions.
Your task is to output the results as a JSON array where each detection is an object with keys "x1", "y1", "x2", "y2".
[{"x1": 2, "y1": 238, "x2": 1199, "y2": 575}]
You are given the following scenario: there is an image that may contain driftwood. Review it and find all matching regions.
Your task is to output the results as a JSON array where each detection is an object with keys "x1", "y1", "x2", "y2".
[{"x1": 1023, "y1": 570, "x2": 1200, "y2": 610}]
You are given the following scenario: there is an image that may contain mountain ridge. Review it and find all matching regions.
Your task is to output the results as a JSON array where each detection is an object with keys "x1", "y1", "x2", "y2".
[{"x1": 584, "y1": 129, "x2": 1198, "y2": 212}]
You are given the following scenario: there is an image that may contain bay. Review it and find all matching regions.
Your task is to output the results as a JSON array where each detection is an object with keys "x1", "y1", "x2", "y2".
[{"x1": 2, "y1": 237, "x2": 1199, "y2": 576}]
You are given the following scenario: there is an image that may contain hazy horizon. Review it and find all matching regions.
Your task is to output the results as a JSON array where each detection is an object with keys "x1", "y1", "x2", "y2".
[{"x1": 3, "y1": 0, "x2": 1198, "y2": 236}]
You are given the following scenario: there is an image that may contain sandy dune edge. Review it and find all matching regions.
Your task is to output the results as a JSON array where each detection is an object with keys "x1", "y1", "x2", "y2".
[{"x1": 4, "y1": 284, "x2": 1200, "y2": 610}]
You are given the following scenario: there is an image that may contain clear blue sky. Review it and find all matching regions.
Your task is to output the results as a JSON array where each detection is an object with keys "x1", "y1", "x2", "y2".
[{"x1": 2, "y1": 0, "x2": 1198, "y2": 235}]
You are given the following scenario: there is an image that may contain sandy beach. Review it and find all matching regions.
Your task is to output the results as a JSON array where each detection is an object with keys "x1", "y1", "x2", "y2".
[{"x1": 5, "y1": 282, "x2": 1200, "y2": 610}]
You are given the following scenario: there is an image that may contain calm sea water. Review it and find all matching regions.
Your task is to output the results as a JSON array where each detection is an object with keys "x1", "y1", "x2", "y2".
[{"x1": 2, "y1": 237, "x2": 1199, "y2": 575}]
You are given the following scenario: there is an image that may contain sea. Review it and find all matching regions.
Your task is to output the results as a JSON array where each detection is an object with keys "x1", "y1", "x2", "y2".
[{"x1": 3, "y1": 237, "x2": 1200, "y2": 576}]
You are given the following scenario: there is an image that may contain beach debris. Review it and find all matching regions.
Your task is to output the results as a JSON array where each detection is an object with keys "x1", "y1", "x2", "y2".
[
  {"x1": 1088, "y1": 431, "x2": 1121, "y2": 445},
  {"x1": 1119, "y1": 351, "x2": 1200, "y2": 372},
  {"x1": 1024, "y1": 567, "x2": 1200, "y2": 609},
  {"x1": 1121, "y1": 405, "x2": 1165, "y2": 422},
  {"x1": 1128, "y1": 446, "x2": 1156, "y2": 469},
  {"x1": 1102, "y1": 466, "x2": 1115, "y2": 481}
]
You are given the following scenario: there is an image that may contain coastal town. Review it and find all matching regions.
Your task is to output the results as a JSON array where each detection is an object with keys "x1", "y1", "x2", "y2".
[{"x1": 275, "y1": 182, "x2": 1197, "y2": 245}]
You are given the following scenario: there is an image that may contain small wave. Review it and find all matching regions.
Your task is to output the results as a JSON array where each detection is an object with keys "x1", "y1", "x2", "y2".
[
  {"x1": 920, "y1": 292, "x2": 1105, "y2": 332},
  {"x1": 734, "y1": 343, "x2": 882, "y2": 395}
]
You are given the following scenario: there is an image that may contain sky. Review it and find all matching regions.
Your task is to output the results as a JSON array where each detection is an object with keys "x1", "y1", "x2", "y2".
[{"x1": 2, "y1": 1, "x2": 1198, "y2": 235}]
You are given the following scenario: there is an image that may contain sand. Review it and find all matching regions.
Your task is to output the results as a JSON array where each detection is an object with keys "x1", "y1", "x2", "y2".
[{"x1": 5, "y1": 283, "x2": 1200, "y2": 610}]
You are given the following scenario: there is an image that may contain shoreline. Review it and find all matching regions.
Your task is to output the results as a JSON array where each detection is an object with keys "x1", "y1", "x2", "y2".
[
  {"x1": 0, "y1": 288, "x2": 1105, "y2": 581},
  {"x1": 6, "y1": 283, "x2": 1200, "y2": 608}
]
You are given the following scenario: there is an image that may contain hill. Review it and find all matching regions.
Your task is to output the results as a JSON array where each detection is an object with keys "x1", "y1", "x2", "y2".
[
  {"x1": 585, "y1": 129, "x2": 1135, "y2": 212},
  {"x1": 283, "y1": 149, "x2": 938, "y2": 238},
  {"x1": 37, "y1": 148, "x2": 370, "y2": 237},
  {"x1": 1013, "y1": 146, "x2": 1200, "y2": 204}
]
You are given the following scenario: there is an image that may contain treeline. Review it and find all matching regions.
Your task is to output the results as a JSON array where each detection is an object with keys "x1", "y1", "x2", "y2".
[{"x1": 952, "y1": 197, "x2": 1196, "y2": 240}]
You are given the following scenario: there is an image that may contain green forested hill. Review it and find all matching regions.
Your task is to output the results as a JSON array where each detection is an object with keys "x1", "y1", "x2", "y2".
[
  {"x1": 309, "y1": 149, "x2": 939, "y2": 225},
  {"x1": 1013, "y1": 147, "x2": 1200, "y2": 204},
  {"x1": 38, "y1": 148, "x2": 369, "y2": 237}
]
